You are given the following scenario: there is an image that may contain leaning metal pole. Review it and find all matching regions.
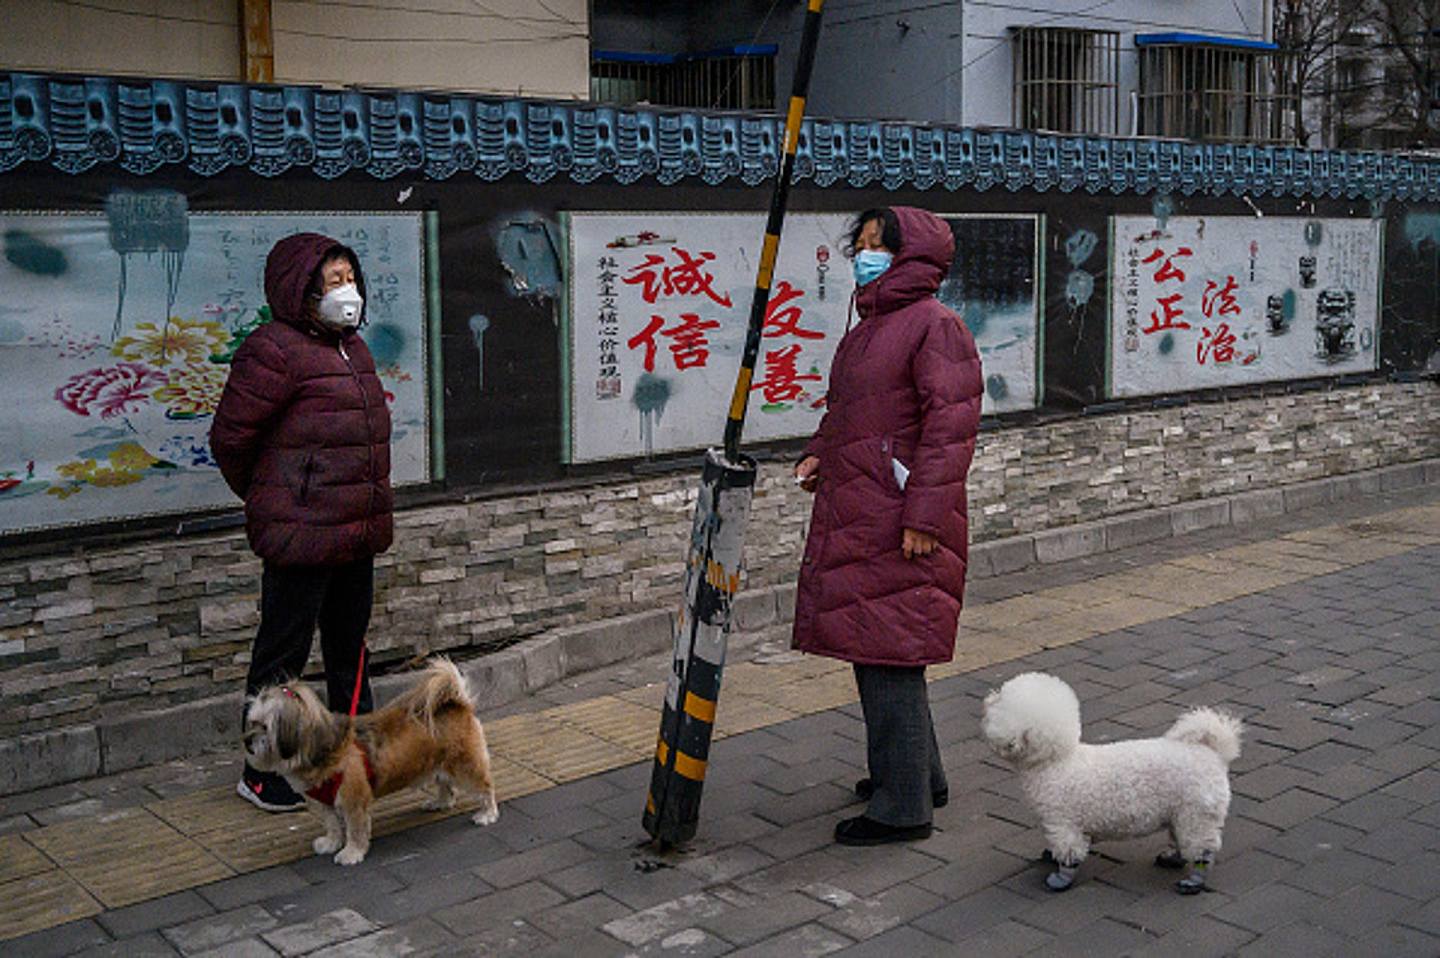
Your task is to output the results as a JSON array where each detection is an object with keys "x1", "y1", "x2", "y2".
[{"x1": 643, "y1": 0, "x2": 828, "y2": 847}]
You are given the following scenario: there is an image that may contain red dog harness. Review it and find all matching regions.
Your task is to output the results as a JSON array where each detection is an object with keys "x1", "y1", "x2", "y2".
[
  {"x1": 288, "y1": 644, "x2": 374, "y2": 807},
  {"x1": 305, "y1": 741, "x2": 378, "y2": 806}
]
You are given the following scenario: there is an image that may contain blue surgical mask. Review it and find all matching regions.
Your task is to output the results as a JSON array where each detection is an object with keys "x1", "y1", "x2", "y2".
[{"x1": 853, "y1": 249, "x2": 893, "y2": 287}]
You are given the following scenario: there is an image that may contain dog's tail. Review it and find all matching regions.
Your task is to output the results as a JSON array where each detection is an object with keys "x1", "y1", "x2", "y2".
[
  {"x1": 397, "y1": 657, "x2": 474, "y2": 736},
  {"x1": 1165, "y1": 707, "x2": 1243, "y2": 764}
]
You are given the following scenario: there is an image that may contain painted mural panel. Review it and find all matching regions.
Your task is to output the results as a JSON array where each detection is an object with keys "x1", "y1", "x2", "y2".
[
  {"x1": 565, "y1": 212, "x2": 1039, "y2": 463},
  {"x1": 1110, "y1": 215, "x2": 1381, "y2": 397},
  {"x1": 0, "y1": 200, "x2": 428, "y2": 536}
]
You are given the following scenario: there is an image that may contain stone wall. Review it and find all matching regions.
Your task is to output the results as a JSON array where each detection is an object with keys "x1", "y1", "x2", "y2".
[{"x1": 2, "y1": 381, "x2": 1437, "y2": 744}]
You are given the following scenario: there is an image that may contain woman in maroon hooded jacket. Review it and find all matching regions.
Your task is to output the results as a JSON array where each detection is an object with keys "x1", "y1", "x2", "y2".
[
  {"x1": 793, "y1": 207, "x2": 982, "y2": 845},
  {"x1": 211, "y1": 232, "x2": 394, "y2": 811}
]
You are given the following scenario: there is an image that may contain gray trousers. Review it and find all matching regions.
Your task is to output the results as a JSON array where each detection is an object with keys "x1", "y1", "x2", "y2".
[{"x1": 853, "y1": 664, "x2": 947, "y2": 827}]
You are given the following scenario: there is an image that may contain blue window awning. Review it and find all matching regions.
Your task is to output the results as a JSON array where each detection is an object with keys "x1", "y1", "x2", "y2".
[{"x1": 1134, "y1": 33, "x2": 1278, "y2": 52}]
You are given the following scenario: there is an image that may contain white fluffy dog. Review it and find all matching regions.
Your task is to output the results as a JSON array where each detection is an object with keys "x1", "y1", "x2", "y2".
[{"x1": 981, "y1": 671, "x2": 1242, "y2": 894}]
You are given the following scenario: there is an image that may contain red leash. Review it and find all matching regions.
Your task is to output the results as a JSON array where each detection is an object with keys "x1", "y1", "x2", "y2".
[{"x1": 348, "y1": 643, "x2": 367, "y2": 717}]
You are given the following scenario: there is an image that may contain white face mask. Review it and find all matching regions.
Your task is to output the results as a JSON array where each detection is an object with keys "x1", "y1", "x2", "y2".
[{"x1": 317, "y1": 283, "x2": 364, "y2": 329}]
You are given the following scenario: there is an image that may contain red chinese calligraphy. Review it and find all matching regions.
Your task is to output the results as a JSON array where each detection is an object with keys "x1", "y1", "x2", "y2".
[
  {"x1": 626, "y1": 314, "x2": 720, "y2": 372},
  {"x1": 662, "y1": 313, "x2": 720, "y2": 369},
  {"x1": 1197, "y1": 322, "x2": 1238, "y2": 365},
  {"x1": 622, "y1": 248, "x2": 733, "y2": 308},
  {"x1": 752, "y1": 343, "x2": 823, "y2": 404},
  {"x1": 1143, "y1": 292, "x2": 1189, "y2": 335},
  {"x1": 1201, "y1": 276, "x2": 1242, "y2": 318},
  {"x1": 761, "y1": 281, "x2": 823, "y2": 340},
  {"x1": 1142, "y1": 246, "x2": 1193, "y2": 284}
]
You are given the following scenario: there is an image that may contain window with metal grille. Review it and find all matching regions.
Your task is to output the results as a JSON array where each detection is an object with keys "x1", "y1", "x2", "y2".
[
  {"x1": 590, "y1": 47, "x2": 776, "y2": 110},
  {"x1": 1011, "y1": 27, "x2": 1120, "y2": 135},
  {"x1": 1136, "y1": 35, "x2": 1296, "y2": 143}
]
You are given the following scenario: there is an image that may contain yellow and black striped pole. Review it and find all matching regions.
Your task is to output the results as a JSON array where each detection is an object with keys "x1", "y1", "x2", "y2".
[
  {"x1": 644, "y1": 0, "x2": 827, "y2": 848},
  {"x1": 723, "y1": 0, "x2": 827, "y2": 463}
]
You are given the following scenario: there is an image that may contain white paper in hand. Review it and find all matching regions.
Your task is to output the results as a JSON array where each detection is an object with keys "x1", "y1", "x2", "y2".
[{"x1": 891, "y1": 457, "x2": 910, "y2": 491}]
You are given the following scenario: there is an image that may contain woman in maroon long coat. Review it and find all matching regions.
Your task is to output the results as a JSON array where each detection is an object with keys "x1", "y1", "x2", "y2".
[
  {"x1": 793, "y1": 206, "x2": 983, "y2": 845},
  {"x1": 211, "y1": 233, "x2": 394, "y2": 812}
]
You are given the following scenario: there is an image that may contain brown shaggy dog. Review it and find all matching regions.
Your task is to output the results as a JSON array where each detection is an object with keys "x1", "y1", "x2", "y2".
[{"x1": 243, "y1": 657, "x2": 498, "y2": 865}]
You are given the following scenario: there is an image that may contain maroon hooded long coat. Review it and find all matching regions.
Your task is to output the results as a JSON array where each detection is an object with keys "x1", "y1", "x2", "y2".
[
  {"x1": 792, "y1": 207, "x2": 983, "y2": 667},
  {"x1": 210, "y1": 232, "x2": 394, "y2": 567}
]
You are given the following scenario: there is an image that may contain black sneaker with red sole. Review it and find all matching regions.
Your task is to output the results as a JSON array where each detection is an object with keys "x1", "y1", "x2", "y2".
[{"x1": 236, "y1": 764, "x2": 305, "y2": 812}]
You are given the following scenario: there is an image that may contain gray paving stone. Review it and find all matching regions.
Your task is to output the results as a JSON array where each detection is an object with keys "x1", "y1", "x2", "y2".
[
  {"x1": 1301, "y1": 882, "x2": 1417, "y2": 936},
  {"x1": 599, "y1": 892, "x2": 735, "y2": 946},
  {"x1": 5, "y1": 918, "x2": 113, "y2": 958},
  {"x1": 162, "y1": 905, "x2": 278, "y2": 955},
  {"x1": 260, "y1": 909, "x2": 378, "y2": 957},
  {"x1": 697, "y1": 890, "x2": 832, "y2": 946},
  {"x1": 1233, "y1": 764, "x2": 1320, "y2": 801},
  {"x1": 1320, "y1": 792, "x2": 1423, "y2": 833},
  {"x1": 1292, "y1": 762, "x2": 1400, "y2": 801},
  {"x1": 1338, "y1": 924, "x2": 1440, "y2": 958},
  {"x1": 431, "y1": 880, "x2": 567, "y2": 937},
  {"x1": 1239, "y1": 787, "x2": 1338, "y2": 830},
  {"x1": 351, "y1": 871, "x2": 494, "y2": 926},
  {"x1": 96, "y1": 890, "x2": 214, "y2": 940},
  {"x1": 1024, "y1": 875, "x2": 1145, "y2": 936},
  {"x1": 818, "y1": 845, "x2": 943, "y2": 898},
  {"x1": 526, "y1": 892, "x2": 631, "y2": 941},
  {"x1": 1350, "y1": 820, "x2": 1440, "y2": 864},
  {"x1": 471, "y1": 837, "x2": 592, "y2": 888},
  {"x1": 1365, "y1": 847, "x2": 1440, "y2": 898},
  {"x1": 70, "y1": 931, "x2": 179, "y2": 957},
  {"x1": 306, "y1": 917, "x2": 459, "y2": 958},
  {"x1": 1234, "y1": 920, "x2": 1351, "y2": 958},
  {"x1": 1023, "y1": 916, "x2": 1156, "y2": 957},
  {"x1": 260, "y1": 868, "x2": 404, "y2": 925},
  {"x1": 1211, "y1": 882, "x2": 1324, "y2": 933},
  {"x1": 189, "y1": 939, "x2": 279, "y2": 958},
  {"x1": 674, "y1": 844, "x2": 778, "y2": 885},
  {"x1": 734, "y1": 849, "x2": 852, "y2": 897},
  {"x1": 826, "y1": 924, "x2": 953, "y2": 958},
  {"x1": 1284, "y1": 741, "x2": 1370, "y2": 774},
  {"x1": 809, "y1": 881, "x2": 944, "y2": 942},
  {"x1": 725, "y1": 922, "x2": 853, "y2": 958},
  {"x1": 1127, "y1": 914, "x2": 1257, "y2": 958},
  {"x1": 194, "y1": 868, "x2": 310, "y2": 913},
  {"x1": 910, "y1": 885, "x2": 1032, "y2": 942}
]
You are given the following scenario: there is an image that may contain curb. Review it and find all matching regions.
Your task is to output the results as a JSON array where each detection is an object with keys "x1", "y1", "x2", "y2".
[{"x1": 4, "y1": 457, "x2": 1436, "y2": 796}]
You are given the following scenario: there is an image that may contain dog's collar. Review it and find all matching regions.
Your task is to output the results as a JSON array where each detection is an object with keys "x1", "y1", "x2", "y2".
[{"x1": 304, "y1": 741, "x2": 377, "y2": 807}]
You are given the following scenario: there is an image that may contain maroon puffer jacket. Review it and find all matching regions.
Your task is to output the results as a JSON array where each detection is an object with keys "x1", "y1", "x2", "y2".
[
  {"x1": 210, "y1": 232, "x2": 394, "y2": 567},
  {"x1": 792, "y1": 207, "x2": 983, "y2": 666}
]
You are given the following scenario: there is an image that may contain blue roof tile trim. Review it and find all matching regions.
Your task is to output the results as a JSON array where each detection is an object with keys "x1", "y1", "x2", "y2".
[{"x1": 1, "y1": 71, "x2": 1435, "y2": 200}]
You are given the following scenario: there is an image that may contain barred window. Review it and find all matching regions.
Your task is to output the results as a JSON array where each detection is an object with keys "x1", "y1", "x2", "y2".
[
  {"x1": 1136, "y1": 36, "x2": 1296, "y2": 143},
  {"x1": 1011, "y1": 27, "x2": 1120, "y2": 135}
]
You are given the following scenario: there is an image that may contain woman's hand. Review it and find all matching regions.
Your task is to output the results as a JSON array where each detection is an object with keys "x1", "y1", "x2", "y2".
[
  {"x1": 794, "y1": 456, "x2": 820, "y2": 493},
  {"x1": 902, "y1": 528, "x2": 937, "y2": 559}
]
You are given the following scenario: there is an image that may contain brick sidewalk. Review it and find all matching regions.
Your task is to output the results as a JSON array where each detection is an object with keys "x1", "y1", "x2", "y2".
[{"x1": 4, "y1": 484, "x2": 1440, "y2": 957}]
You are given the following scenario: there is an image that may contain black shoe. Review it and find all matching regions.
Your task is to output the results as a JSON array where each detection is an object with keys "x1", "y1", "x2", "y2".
[
  {"x1": 834, "y1": 815, "x2": 933, "y2": 846},
  {"x1": 237, "y1": 764, "x2": 305, "y2": 812},
  {"x1": 854, "y1": 778, "x2": 949, "y2": 809}
]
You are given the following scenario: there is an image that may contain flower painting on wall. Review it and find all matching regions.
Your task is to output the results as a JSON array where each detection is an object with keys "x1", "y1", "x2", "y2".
[{"x1": 0, "y1": 201, "x2": 429, "y2": 535}]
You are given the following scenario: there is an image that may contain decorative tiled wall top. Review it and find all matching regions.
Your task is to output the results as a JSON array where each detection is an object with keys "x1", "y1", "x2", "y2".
[{"x1": 2, "y1": 72, "x2": 1436, "y2": 200}]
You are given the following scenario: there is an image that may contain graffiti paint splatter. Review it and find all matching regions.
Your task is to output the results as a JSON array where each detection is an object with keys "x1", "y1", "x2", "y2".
[
  {"x1": 632, "y1": 373, "x2": 672, "y2": 458},
  {"x1": 496, "y1": 217, "x2": 561, "y2": 299}
]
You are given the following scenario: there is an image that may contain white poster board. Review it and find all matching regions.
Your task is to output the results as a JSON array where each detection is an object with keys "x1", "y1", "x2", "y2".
[
  {"x1": 0, "y1": 204, "x2": 428, "y2": 536},
  {"x1": 1110, "y1": 215, "x2": 1381, "y2": 397},
  {"x1": 565, "y1": 212, "x2": 1040, "y2": 463}
]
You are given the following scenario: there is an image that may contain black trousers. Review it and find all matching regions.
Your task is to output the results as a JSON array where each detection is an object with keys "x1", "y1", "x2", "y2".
[
  {"x1": 853, "y1": 663, "x2": 947, "y2": 827},
  {"x1": 243, "y1": 556, "x2": 376, "y2": 720}
]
